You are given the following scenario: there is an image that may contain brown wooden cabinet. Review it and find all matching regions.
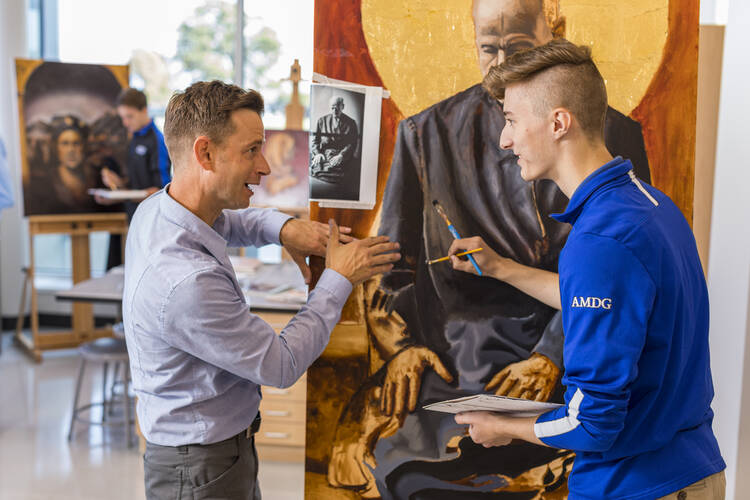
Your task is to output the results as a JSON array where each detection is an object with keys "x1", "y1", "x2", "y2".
[{"x1": 254, "y1": 311, "x2": 306, "y2": 462}]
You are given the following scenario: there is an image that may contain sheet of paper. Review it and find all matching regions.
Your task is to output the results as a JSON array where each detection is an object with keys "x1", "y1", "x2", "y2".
[
  {"x1": 88, "y1": 188, "x2": 148, "y2": 200},
  {"x1": 423, "y1": 394, "x2": 563, "y2": 416}
]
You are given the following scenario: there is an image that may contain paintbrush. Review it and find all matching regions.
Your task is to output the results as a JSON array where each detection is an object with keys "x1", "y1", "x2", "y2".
[
  {"x1": 432, "y1": 200, "x2": 483, "y2": 276},
  {"x1": 426, "y1": 247, "x2": 483, "y2": 265}
]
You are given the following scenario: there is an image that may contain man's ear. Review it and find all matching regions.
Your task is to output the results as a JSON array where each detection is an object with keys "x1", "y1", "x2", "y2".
[
  {"x1": 193, "y1": 136, "x2": 214, "y2": 171},
  {"x1": 551, "y1": 108, "x2": 572, "y2": 140}
]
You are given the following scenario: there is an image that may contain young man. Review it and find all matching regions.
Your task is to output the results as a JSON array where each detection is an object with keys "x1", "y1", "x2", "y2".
[
  {"x1": 449, "y1": 39, "x2": 725, "y2": 499},
  {"x1": 96, "y1": 87, "x2": 171, "y2": 220},
  {"x1": 123, "y1": 80, "x2": 400, "y2": 499}
]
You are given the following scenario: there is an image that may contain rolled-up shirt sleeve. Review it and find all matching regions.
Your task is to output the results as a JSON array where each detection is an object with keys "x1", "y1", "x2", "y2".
[
  {"x1": 534, "y1": 234, "x2": 655, "y2": 452},
  {"x1": 213, "y1": 207, "x2": 291, "y2": 248},
  {"x1": 160, "y1": 266, "x2": 352, "y2": 388}
]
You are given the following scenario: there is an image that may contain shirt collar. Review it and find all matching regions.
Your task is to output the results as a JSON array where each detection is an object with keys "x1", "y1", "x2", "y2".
[
  {"x1": 159, "y1": 185, "x2": 228, "y2": 262},
  {"x1": 550, "y1": 156, "x2": 632, "y2": 225},
  {"x1": 134, "y1": 119, "x2": 155, "y2": 137}
]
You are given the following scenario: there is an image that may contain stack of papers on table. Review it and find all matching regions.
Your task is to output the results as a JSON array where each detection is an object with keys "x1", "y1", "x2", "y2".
[
  {"x1": 88, "y1": 188, "x2": 149, "y2": 200},
  {"x1": 424, "y1": 394, "x2": 562, "y2": 416}
]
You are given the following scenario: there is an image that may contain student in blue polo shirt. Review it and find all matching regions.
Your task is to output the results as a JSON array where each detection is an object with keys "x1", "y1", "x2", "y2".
[
  {"x1": 448, "y1": 39, "x2": 725, "y2": 499},
  {"x1": 96, "y1": 88, "x2": 171, "y2": 269},
  {"x1": 96, "y1": 87, "x2": 171, "y2": 220}
]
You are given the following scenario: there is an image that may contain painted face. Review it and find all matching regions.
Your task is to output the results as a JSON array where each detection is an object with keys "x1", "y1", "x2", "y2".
[
  {"x1": 212, "y1": 109, "x2": 270, "y2": 210},
  {"x1": 473, "y1": 0, "x2": 553, "y2": 76},
  {"x1": 57, "y1": 129, "x2": 84, "y2": 170},
  {"x1": 499, "y1": 84, "x2": 555, "y2": 181},
  {"x1": 117, "y1": 105, "x2": 150, "y2": 134}
]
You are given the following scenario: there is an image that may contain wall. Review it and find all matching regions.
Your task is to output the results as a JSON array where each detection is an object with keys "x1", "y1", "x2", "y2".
[
  {"x1": 0, "y1": 0, "x2": 29, "y2": 321},
  {"x1": 707, "y1": 0, "x2": 750, "y2": 498}
]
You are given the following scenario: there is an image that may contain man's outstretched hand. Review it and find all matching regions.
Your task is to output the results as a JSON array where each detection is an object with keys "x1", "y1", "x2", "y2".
[
  {"x1": 326, "y1": 220, "x2": 401, "y2": 286},
  {"x1": 279, "y1": 218, "x2": 354, "y2": 284}
]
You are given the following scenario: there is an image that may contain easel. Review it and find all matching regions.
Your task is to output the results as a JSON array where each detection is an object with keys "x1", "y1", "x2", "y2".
[{"x1": 14, "y1": 213, "x2": 129, "y2": 362}]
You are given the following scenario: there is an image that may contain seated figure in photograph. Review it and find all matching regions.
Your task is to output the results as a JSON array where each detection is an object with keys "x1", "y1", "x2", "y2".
[{"x1": 310, "y1": 95, "x2": 360, "y2": 200}]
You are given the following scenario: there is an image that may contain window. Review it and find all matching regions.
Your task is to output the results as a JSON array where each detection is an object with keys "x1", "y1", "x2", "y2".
[{"x1": 32, "y1": 0, "x2": 312, "y2": 278}]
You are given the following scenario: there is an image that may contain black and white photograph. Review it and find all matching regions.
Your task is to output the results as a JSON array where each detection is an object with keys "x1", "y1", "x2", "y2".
[
  {"x1": 308, "y1": 82, "x2": 382, "y2": 209},
  {"x1": 309, "y1": 84, "x2": 364, "y2": 202}
]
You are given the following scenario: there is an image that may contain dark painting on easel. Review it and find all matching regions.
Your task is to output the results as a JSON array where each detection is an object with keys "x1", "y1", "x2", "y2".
[
  {"x1": 306, "y1": 0, "x2": 698, "y2": 499},
  {"x1": 15, "y1": 60, "x2": 129, "y2": 216}
]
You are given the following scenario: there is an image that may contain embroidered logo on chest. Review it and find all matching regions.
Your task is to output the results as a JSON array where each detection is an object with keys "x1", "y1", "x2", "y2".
[
  {"x1": 571, "y1": 296, "x2": 612, "y2": 310},
  {"x1": 135, "y1": 144, "x2": 148, "y2": 156}
]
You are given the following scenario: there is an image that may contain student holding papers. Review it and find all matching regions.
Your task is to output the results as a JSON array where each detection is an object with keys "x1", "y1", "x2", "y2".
[{"x1": 448, "y1": 39, "x2": 725, "y2": 499}]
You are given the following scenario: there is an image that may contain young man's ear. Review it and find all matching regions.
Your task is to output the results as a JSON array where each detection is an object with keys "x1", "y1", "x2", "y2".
[
  {"x1": 193, "y1": 136, "x2": 214, "y2": 171},
  {"x1": 551, "y1": 108, "x2": 572, "y2": 140}
]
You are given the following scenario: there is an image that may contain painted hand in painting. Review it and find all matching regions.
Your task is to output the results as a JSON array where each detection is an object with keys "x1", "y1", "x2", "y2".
[{"x1": 486, "y1": 353, "x2": 560, "y2": 402}]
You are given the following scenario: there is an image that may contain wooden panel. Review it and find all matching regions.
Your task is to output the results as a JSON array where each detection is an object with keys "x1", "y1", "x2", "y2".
[
  {"x1": 631, "y1": 0, "x2": 700, "y2": 224},
  {"x1": 693, "y1": 25, "x2": 725, "y2": 274}
]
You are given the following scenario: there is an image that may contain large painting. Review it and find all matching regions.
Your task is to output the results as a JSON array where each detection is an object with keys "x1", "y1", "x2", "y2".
[
  {"x1": 16, "y1": 60, "x2": 129, "y2": 216},
  {"x1": 305, "y1": 1, "x2": 698, "y2": 499}
]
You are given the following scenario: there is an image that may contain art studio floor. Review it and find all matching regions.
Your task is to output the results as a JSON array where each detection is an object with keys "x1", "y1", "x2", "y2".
[{"x1": 0, "y1": 332, "x2": 305, "y2": 500}]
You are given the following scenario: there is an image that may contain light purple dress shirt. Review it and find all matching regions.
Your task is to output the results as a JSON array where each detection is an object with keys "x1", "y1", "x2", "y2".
[{"x1": 123, "y1": 188, "x2": 352, "y2": 445}]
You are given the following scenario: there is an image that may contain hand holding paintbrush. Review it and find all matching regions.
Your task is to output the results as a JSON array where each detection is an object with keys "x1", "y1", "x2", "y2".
[
  {"x1": 427, "y1": 247, "x2": 483, "y2": 266},
  {"x1": 432, "y1": 200, "x2": 483, "y2": 276}
]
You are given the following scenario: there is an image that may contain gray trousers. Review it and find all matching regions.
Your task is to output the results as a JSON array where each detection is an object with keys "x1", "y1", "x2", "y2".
[{"x1": 144, "y1": 430, "x2": 260, "y2": 500}]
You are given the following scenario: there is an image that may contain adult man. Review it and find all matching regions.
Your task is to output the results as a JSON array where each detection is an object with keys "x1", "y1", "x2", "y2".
[
  {"x1": 327, "y1": 0, "x2": 650, "y2": 497},
  {"x1": 310, "y1": 95, "x2": 360, "y2": 200},
  {"x1": 453, "y1": 39, "x2": 725, "y2": 499},
  {"x1": 96, "y1": 88, "x2": 171, "y2": 220},
  {"x1": 123, "y1": 80, "x2": 400, "y2": 499}
]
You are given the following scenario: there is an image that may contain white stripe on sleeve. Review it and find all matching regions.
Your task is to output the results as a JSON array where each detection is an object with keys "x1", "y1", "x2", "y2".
[{"x1": 535, "y1": 388, "x2": 584, "y2": 438}]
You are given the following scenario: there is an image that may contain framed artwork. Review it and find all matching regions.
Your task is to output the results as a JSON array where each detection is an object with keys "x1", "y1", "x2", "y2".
[
  {"x1": 15, "y1": 59, "x2": 129, "y2": 217},
  {"x1": 306, "y1": 0, "x2": 698, "y2": 499}
]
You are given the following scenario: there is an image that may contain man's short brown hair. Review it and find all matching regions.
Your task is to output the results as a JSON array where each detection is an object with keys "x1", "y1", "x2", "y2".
[
  {"x1": 116, "y1": 88, "x2": 148, "y2": 110},
  {"x1": 483, "y1": 38, "x2": 607, "y2": 139},
  {"x1": 164, "y1": 80, "x2": 264, "y2": 165}
]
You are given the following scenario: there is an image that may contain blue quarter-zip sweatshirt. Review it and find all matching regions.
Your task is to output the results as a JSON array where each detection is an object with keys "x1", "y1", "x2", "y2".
[{"x1": 534, "y1": 157, "x2": 724, "y2": 499}]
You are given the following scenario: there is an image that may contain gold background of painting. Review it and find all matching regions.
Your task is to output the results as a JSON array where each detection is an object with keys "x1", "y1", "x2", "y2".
[{"x1": 361, "y1": 0, "x2": 668, "y2": 118}]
